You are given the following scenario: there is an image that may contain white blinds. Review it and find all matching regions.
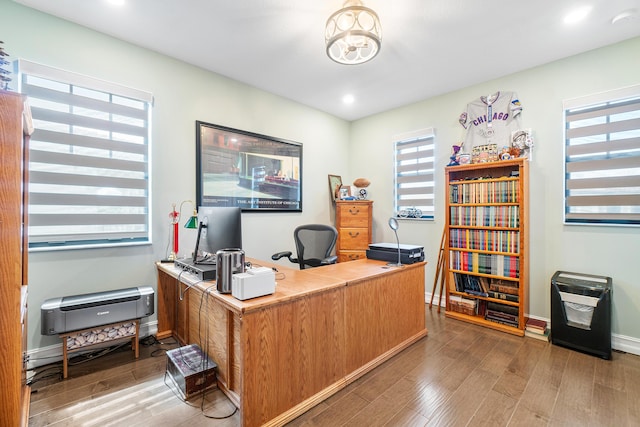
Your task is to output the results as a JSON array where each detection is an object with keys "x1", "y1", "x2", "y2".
[
  {"x1": 19, "y1": 60, "x2": 152, "y2": 249},
  {"x1": 394, "y1": 129, "x2": 435, "y2": 219},
  {"x1": 564, "y1": 85, "x2": 640, "y2": 226}
]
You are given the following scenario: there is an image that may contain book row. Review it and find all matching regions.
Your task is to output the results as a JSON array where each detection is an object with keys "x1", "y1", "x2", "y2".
[
  {"x1": 489, "y1": 279, "x2": 520, "y2": 295},
  {"x1": 449, "y1": 205, "x2": 520, "y2": 228},
  {"x1": 451, "y1": 273, "x2": 519, "y2": 302},
  {"x1": 449, "y1": 229, "x2": 520, "y2": 253},
  {"x1": 450, "y1": 179, "x2": 520, "y2": 204},
  {"x1": 449, "y1": 251, "x2": 520, "y2": 278},
  {"x1": 448, "y1": 297, "x2": 520, "y2": 328}
]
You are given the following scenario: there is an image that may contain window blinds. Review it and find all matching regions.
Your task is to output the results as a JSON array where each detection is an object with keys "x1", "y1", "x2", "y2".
[
  {"x1": 394, "y1": 129, "x2": 435, "y2": 219},
  {"x1": 19, "y1": 60, "x2": 153, "y2": 249},
  {"x1": 564, "y1": 85, "x2": 640, "y2": 226}
]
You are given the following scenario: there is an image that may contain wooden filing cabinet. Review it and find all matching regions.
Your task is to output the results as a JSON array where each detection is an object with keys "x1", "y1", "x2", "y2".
[{"x1": 335, "y1": 200, "x2": 373, "y2": 262}]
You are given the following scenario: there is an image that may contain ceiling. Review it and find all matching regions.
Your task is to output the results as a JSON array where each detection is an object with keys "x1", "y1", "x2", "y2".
[{"x1": 13, "y1": 0, "x2": 640, "y2": 121}]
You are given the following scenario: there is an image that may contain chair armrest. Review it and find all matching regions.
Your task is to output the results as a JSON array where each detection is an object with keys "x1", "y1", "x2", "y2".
[
  {"x1": 272, "y1": 251, "x2": 293, "y2": 262},
  {"x1": 320, "y1": 255, "x2": 338, "y2": 265}
]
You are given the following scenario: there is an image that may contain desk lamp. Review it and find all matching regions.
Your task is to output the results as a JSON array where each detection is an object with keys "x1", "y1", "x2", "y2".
[
  {"x1": 388, "y1": 217, "x2": 402, "y2": 267},
  {"x1": 168, "y1": 200, "x2": 198, "y2": 261}
]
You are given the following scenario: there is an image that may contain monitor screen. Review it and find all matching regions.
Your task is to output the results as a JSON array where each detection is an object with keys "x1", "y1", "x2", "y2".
[{"x1": 192, "y1": 206, "x2": 242, "y2": 264}]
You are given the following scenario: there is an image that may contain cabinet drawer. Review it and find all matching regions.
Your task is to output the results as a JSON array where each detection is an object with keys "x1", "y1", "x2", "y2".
[
  {"x1": 337, "y1": 205, "x2": 370, "y2": 227},
  {"x1": 338, "y1": 251, "x2": 367, "y2": 262},
  {"x1": 338, "y1": 228, "x2": 370, "y2": 250}
]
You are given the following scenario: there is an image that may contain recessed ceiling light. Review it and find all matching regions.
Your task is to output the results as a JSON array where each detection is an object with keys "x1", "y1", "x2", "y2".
[
  {"x1": 611, "y1": 8, "x2": 639, "y2": 25},
  {"x1": 342, "y1": 94, "x2": 355, "y2": 105},
  {"x1": 106, "y1": 0, "x2": 125, "y2": 6},
  {"x1": 564, "y1": 6, "x2": 592, "y2": 24}
]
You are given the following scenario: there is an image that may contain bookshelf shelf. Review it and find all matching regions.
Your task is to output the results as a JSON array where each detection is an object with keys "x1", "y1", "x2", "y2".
[{"x1": 445, "y1": 158, "x2": 528, "y2": 336}]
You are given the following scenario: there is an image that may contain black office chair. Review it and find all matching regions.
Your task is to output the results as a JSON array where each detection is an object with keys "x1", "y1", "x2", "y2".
[{"x1": 271, "y1": 224, "x2": 338, "y2": 269}]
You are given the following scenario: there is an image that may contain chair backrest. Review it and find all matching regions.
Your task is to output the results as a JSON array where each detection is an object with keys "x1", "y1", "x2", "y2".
[{"x1": 293, "y1": 224, "x2": 338, "y2": 269}]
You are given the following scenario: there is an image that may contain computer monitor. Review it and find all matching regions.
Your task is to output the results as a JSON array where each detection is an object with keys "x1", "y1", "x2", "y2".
[{"x1": 191, "y1": 206, "x2": 242, "y2": 265}]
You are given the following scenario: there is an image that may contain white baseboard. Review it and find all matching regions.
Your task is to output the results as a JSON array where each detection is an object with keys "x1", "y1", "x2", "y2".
[
  {"x1": 612, "y1": 333, "x2": 640, "y2": 356},
  {"x1": 27, "y1": 320, "x2": 158, "y2": 370},
  {"x1": 425, "y1": 291, "x2": 640, "y2": 357}
]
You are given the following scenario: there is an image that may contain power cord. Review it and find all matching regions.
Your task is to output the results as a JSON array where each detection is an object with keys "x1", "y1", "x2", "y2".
[
  {"x1": 67, "y1": 341, "x2": 129, "y2": 366},
  {"x1": 26, "y1": 366, "x2": 63, "y2": 387},
  {"x1": 140, "y1": 334, "x2": 179, "y2": 357},
  {"x1": 162, "y1": 371, "x2": 238, "y2": 419}
]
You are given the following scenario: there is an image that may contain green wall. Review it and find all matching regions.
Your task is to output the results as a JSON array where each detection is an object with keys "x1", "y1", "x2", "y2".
[
  {"x1": 349, "y1": 37, "x2": 640, "y2": 346},
  {"x1": 2, "y1": 0, "x2": 639, "y2": 356},
  {"x1": 2, "y1": 0, "x2": 350, "y2": 354}
]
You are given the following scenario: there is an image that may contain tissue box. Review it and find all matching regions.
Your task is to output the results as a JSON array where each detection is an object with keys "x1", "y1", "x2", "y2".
[{"x1": 232, "y1": 267, "x2": 276, "y2": 300}]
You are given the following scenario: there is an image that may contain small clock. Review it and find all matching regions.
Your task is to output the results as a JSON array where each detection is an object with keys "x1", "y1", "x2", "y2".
[{"x1": 357, "y1": 188, "x2": 368, "y2": 200}]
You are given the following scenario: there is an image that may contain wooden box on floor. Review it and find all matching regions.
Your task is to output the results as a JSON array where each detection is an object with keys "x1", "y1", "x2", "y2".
[{"x1": 166, "y1": 344, "x2": 217, "y2": 400}]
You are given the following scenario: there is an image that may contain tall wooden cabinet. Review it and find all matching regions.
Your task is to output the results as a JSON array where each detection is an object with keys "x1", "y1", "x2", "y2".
[
  {"x1": 335, "y1": 200, "x2": 373, "y2": 262},
  {"x1": 444, "y1": 158, "x2": 528, "y2": 336},
  {"x1": 0, "y1": 90, "x2": 31, "y2": 426}
]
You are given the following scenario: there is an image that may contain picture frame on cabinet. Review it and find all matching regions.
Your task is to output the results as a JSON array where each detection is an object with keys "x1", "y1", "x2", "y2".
[
  {"x1": 328, "y1": 174, "x2": 342, "y2": 202},
  {"x1": 339, "y1": 185, "x2": 351, "y2": 199}
]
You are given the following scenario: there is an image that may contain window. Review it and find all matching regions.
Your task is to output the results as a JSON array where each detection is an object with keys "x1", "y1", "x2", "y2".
[
  {"x1": 393, "y1": 128, "x2": 435, "y2": 220},
  {"x1": 563, "y1": 85, "x2": 640, "y2": 226},
  {"x1": 18, "y1": 60, "x2": 153, "y2": 250}
]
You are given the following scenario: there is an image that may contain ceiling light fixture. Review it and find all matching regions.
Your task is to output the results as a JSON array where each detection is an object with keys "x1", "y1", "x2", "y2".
[{"x1": 325, "y1": 0, "x2": 382, "y2": 65}]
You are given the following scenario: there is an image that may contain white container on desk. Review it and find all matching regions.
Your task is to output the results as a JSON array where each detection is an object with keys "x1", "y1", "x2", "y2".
[{"x1": 232, "y1": 267, "x2": 276, "y2": 300}]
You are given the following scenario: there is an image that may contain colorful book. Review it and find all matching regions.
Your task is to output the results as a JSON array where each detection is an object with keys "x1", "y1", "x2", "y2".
[{"x1": 526, "y1": 317, "x2": 548, "y2": 333}]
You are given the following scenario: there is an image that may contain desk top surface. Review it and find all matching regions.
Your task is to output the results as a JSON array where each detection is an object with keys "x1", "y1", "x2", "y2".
[{"x1": 157, "y1": 258, "x2": 425, "y2": 314}]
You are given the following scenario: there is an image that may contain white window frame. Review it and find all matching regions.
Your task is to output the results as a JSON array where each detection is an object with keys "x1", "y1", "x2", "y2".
[
  {"x1": 563, "y1": 84, "x2": 640, "y2": 227},
  {"x1": 392, "y1": 128, "x2": 435, "y2": 220},
  {"x1": 18, "y1": 60, "x2": 153, "y2": 250}
]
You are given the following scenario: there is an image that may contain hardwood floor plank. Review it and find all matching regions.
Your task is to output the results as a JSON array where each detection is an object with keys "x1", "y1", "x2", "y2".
[
  {"x1": 343, "y1": 396, "x2": 404, "y2": 427},
  {"x1": 383, "y1": 407, "x2": 428, "y2": 427},
  {"x1": 304, "y1": 392, "x2": 369, "y2": 427},
  {"x1": 351, "y1": 338, "x2": 428, "y2": 403},
  {"x1": 506, "y1": 338, "x2": 545, "y2": 380},
  {"x1": 549, "y1": 350, "x2": 595, "y2": 425},
  {"x1": 516, "y1": 343, "x2": 569, "y2": 419},
  {"x1": 478, "y1": 333, "x2": 522, "y2": 374},
  {"x1": 594, "y1": 351, "x2": 626, "y2": 391},
  {"x1": 622, "y1": 356, "x2": 640, "y2": 426},
  {"x1": 425, "y1": 366, "x2": 498, "y2": 426},
  {"x1": 508, "y1": 404, "x2": 550, "y2": 427},
  {"x1": 468, "y1": 389, "x2": 517, "y2": 427},
  {"x1": 28, "y1": 311, "x2": 640, "y2": 427},
  {"x1": 591, "y1": 382, "x2": 628, "y2": 427},
  {"x1": 285, "y1": 401, "x2": 331, "y2": 427}
]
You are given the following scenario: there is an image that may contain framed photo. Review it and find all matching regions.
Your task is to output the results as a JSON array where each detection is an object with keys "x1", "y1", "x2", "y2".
[
  {"x1": 339, "y1": 185, "x2": 351, "y2": 199},
  {"x1": 196, "y1": 121, "x2": 302, "y2": 211},
  {"x1": 328, "y1": 174, "x2": 342, "y2": 202}
]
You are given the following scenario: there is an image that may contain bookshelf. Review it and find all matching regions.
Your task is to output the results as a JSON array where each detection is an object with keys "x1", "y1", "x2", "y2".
[{"x1": 444, "y1": 158, "x2": 528, "y2": 336}]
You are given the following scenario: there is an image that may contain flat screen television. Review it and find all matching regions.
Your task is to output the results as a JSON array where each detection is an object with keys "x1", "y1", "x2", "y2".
[{"x1": 192, "y1": 206, "x2": 242, "y2": 265}]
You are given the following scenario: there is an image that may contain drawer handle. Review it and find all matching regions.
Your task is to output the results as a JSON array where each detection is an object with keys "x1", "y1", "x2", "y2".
[
  {"x1": 349, "y1": 231, "x2": 360, "y2": 238},
  {"x1": 349, "y1": 208, "x2": 360, "y2": 215}
]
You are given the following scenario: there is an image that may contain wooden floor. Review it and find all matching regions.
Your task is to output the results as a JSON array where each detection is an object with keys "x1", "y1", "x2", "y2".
[{"x1": 28, "y1": 309, "x2": 640, "y2": 427}]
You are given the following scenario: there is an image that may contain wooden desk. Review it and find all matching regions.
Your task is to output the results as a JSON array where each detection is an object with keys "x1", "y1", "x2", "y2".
[{"x1": 156, "y1": 259, "x2": 427, "y2": 427}]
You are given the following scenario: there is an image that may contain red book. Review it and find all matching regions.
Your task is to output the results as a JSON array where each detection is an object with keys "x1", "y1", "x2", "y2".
[{"x1": 526, "y1": 317, "x2": 547, "y2": 332}]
